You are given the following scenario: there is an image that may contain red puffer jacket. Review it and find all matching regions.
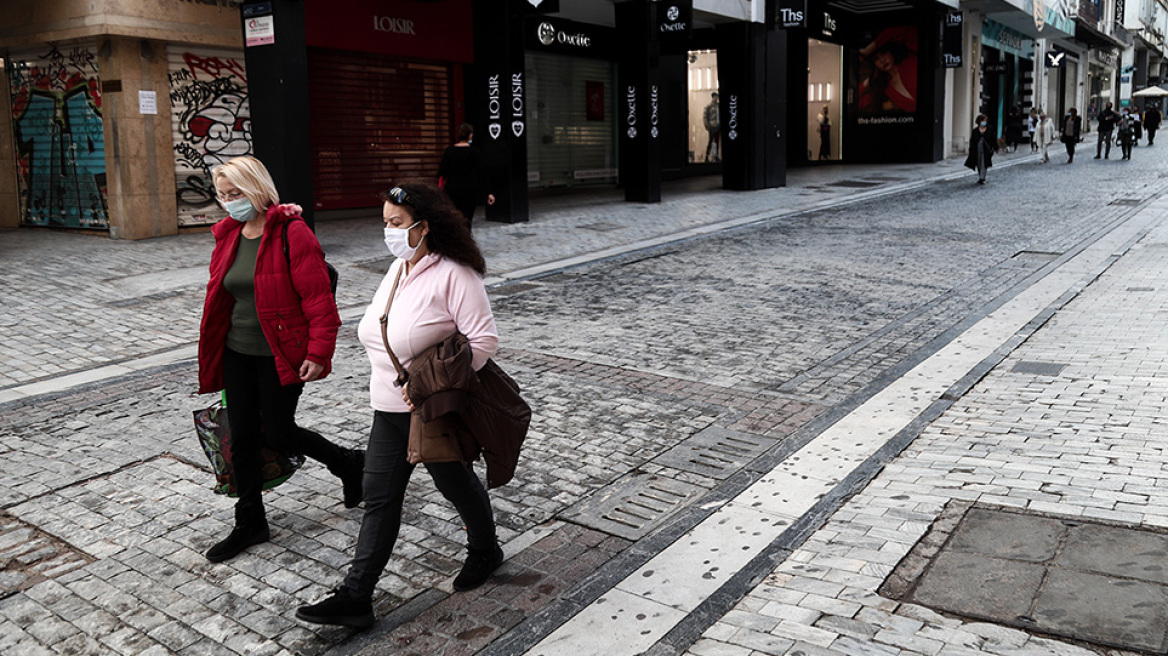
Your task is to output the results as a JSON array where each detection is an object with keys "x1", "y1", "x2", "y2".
[{"x1": 197, "y1": 205, "x2": 340, "y2": 393}]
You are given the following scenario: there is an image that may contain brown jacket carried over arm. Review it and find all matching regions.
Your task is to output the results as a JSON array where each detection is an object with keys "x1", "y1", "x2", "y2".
[{"x1": 407, "y1": 333, "x2": 531, "y2": 488}]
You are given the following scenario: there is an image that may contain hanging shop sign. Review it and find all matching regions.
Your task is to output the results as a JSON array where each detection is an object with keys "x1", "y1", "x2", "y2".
[
  {"x1": 942, "y1": 11, "x2": 963, "y2": 68},
  {"x1": 1045, "y1": 49, "x2": 1067, "y2": 67},
  {"x1": 777, "y1": 0, "x2": 807, "y2": 28},
  {"x1": 655, "y1": 0, "x2": 693, "y2": 39},
  {"x1": 525, "y1": 16, "x2": 616, "y2": 59}
]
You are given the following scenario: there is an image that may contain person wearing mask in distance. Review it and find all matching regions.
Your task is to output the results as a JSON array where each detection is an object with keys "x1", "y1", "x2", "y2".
[
  {"x1": 197, "y1": 155, "x2": 364, "y2": 564},
  {"x1": 964, "y1": 114, "x2": 996, "y2": 185},
  {"x1": 296, "y1": 181, "x2": 503, "y2": 629}
]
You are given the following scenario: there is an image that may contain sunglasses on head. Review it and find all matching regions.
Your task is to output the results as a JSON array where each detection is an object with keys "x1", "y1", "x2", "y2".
[{"x1": 387, "y1": 186, "x2": 414, "y2": 206}]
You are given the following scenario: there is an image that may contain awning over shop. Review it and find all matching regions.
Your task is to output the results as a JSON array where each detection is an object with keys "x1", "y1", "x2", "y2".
[
  {"x1": 1073, "y1": 17, "x2": 1127, "y2": 49},
  {"x1": 963, "y1": 0, "x2": 1076, "y2": 40}
]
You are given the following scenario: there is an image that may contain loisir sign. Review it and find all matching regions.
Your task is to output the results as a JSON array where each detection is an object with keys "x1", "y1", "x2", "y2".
[{"x1": 373, "y1": 16, "x2": 416, "y2": 35}]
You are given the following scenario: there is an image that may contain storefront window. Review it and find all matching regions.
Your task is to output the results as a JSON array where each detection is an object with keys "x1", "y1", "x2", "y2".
[
  {"x1": 687, "y1": 49, "x2": 719, "y2": 163},
  {"x1": 525, "y1": 52, "x2": 617, "y2": 188},
  {"x1": 808, "y1": 39, "x2": 842, "y2": 161}
]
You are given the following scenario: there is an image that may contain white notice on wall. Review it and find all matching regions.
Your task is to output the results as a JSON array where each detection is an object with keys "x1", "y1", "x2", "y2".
[
  {"x1": 245, "y1": 15, "x2": 276, "y2": 47},
  {"x1": 138, "y1": 90, "x2": 157, "y2": 115}
]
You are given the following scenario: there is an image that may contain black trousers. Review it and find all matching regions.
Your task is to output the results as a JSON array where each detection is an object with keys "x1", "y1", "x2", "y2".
[
  {"x1": 223, "y1": 348, "x2": 348, "y2": 520},
  {"x1": 342, "y1": 410, "x2": 496, "y2": 598}
]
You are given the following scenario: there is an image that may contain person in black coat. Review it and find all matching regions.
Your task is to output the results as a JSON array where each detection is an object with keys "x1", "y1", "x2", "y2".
[
  {"x1": 964, "y1": 114, "x2": 996, "y2": 185},
  {"x1": 1004, "y1": 106, "x2": 1025, "y2": 152},
  {"x1": 437, "y1": 123, "x2": 495, "y2": 230},
  {"x1": 1061, "y1": 108, "x2": 1082, "y2": 163},
  {"x1": 1145, "y1": 103, "x2": 1162, "y2": 145}
]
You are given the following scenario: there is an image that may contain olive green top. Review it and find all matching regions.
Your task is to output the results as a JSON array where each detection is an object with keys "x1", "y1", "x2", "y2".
[{"x1": 223, "y1": 234, "x2": 272, "y2": 357}]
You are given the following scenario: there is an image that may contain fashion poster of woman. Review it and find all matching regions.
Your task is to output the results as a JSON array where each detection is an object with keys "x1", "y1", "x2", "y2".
[{"x1": 856, "y1": 26, "x2": 918, "y2": 124}]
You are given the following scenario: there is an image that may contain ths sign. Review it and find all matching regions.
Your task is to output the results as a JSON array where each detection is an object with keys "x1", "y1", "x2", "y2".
[
  {"x1": 778, "y1": 0, "x2": 807, "y2": 28},
  {"x1": 942, "y1": 11, "x2": 963, "y2": 68}
]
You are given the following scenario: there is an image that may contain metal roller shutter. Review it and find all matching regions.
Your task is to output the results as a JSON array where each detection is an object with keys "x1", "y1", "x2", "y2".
[
  {"x1": 525, "y1": 52, "x2": 617, "y2": 188},
  {"x1": 308, "y1": 48, "x2": 453, "y2": 210}
]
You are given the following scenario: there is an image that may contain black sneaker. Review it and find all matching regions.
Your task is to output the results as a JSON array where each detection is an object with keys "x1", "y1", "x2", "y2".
[
  {"x1": 296, "y1": 588, "x2": 374, "y2": 629},
  {"x1": 205, "y1": 522, "x2": 270, "y2": 563},
  {"x1": 453, "y1": 544, "x2": 504, "y2": 591}
]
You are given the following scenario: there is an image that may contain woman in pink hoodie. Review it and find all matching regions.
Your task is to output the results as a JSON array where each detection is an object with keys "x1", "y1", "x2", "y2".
[{"x1": 296, "y1": 180, "x2": 502, "y2": 629}]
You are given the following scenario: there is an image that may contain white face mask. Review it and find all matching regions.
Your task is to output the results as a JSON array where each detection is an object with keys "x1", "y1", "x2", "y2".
[{"x1": 383, "y1": 222, "x2": 423, "y2": 260}]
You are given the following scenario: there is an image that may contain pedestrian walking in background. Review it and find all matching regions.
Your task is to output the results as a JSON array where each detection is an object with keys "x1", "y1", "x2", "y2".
[
  {"x1": 1028, "y1": 107, "x2": 1039, "y2": 152},
  {"x1": 1005, "y1": 106, "x2": 1024, "y2": 153},
  {"x1": 704, "y1": 92, "x2": 721, "y2": 162},
  {"x1": 1118, "y1": 107, "x2": 1136, "y2": 160},
  {"x1": 297, "y1": 181, "x2": 506, "y2": 629},
  {"x1": 197, "y1": 156, "x2": 363, "y2": 564},
  {"x1": 1133, "y1": 108, "x2": 1143, "y2": 144},
  {"x1": 1145, "y1": 103, "x2": 1162, "y2": 145},
  {"x1": 1036, "y1": 108, "x2": 1056, "y2": 163},
  {"x1": 1095, "y1": 101, "x2": 1117, "y2": 159},
  {"x1": 817, "y1": 105, "x2": 831, "y2": 160},
  {"x1": 438, "y1": 123, "x2": 494, "y2": 231},
  {"x1": 1061, "y1": 108, "x2": 1082, "y2": 163},
  {"x1": 964, "y1": 114, "x2": 996, "y2": 185}
]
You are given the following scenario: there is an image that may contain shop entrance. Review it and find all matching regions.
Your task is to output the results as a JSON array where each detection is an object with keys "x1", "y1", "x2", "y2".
[
  {"x1": 807, "y1": 39, "x2": 843, "y2": 161},
  {"x1": 686, "y1": 49, "x2": 720, "y2": 163}
]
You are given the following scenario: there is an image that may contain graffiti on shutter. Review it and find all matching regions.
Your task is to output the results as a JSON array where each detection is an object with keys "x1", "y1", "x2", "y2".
[
  {"x1": 167, "y1": 47, "x2": 251, "y2": 227},
  {"x1": 7, "y1": 43, "x2": 109, "y2": 229}
]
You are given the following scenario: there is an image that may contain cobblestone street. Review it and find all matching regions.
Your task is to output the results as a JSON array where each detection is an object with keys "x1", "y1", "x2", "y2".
[{"x1": 7, "y1": 141, "x2": 1168, "y2": 655}]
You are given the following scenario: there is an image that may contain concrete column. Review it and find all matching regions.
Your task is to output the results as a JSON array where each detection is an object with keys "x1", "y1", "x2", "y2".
[
  {"x1": 0, "y1": 62, "x2": 19, "y2": 229},
  {"x1": 98, "y1": 37, "x2": 178, "y2": 240}
]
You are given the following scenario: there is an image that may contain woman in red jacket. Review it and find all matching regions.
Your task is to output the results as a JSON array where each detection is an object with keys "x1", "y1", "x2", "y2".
[{"x1": 197, "y1": 155, "x2": 363, "y2": 563}]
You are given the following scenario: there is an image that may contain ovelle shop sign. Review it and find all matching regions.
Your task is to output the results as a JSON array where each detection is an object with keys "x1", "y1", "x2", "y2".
[
  {"x1": 656, "y1": 0, "x2": 693, "y2": 39},
  {"x1": 525, "y1": 16, "x2": 616, "y2": 59}
]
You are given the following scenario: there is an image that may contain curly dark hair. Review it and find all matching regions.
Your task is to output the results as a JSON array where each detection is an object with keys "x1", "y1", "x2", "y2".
[{"x1": 380, "y1": 180, "x2": 486, "y2": 275}]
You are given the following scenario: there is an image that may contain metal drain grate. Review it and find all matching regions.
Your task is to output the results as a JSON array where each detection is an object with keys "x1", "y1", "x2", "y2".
[
  {"x1": 0, "y1": 509, "x2": 94, "y2": 598},
  {"x1": 561, "y1": 474, "x2": 707, "y2": 540},
  {"x1": 652, "y1": 426, "x2": 778, "y2": 479},
  {"x1": 825, "y1": 179, "x2": 881, "y2": 188},
  {"x1": 1127, "y1": 287, "x2": 1156, "y2": 292},
  {"x1": 1110, "y1": 198, "x2": 1142, "y2": 206},
  {"x1": 580, "y1": 222, "x2": 623, "y2": 232},
  {"x1": 1011, "y1": 361, "x2": 1068, "y2": 377}
]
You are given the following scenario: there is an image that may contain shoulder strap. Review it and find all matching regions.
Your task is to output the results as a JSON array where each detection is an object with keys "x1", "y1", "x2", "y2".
[{"x1": 379, "y1": 265, "x2": 409, "y2": 387}]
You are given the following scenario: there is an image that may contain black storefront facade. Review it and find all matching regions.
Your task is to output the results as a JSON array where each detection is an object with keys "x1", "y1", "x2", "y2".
[
  {"x1": 242, "y1": 0, "x2": 787, "y2": 224},
  {"x1": 783, "y1": 0, "x2": 949, "y2": 165}
]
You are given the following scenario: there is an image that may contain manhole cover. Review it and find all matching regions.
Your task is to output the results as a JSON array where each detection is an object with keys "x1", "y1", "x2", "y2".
[
  {"x1": 561, "y1": 474, "x2": 707, "y2": 540},
  {"x1": 1011, "y1": 361, "x2": 1068, "y2": 376},
  {"x1": 883, "y1": 502, "x2": 1168, "y2": 654},
  {"x1": 652, "y1": 426, "x2": 778, "y2": 480}
]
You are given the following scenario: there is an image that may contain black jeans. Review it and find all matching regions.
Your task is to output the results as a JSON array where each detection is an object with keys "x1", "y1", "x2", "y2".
[
  {"x1": 342, "y1": 410, "x2": 496, "y2": 598},
  {"x1": 223, "y1": 348, "x2": 348, "y2": 521},
  {"x1": 1097, "y1": 130, "x2": 1112, "y2": 157}
]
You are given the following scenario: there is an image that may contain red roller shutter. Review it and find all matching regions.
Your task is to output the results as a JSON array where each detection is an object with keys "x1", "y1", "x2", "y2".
[{"x1": 308, "y1": 48, "x2": 453, "y2": 210}]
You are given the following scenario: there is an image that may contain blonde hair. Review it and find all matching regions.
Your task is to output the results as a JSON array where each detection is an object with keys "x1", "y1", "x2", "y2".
[{"x1": 211, "y1": 156, "x2": 279, "y2": 210}]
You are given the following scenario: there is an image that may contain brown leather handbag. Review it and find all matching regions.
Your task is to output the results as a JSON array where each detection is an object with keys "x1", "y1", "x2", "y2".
[{"x1": 379, "y1": 265, "x2": 464, "y2": 464}]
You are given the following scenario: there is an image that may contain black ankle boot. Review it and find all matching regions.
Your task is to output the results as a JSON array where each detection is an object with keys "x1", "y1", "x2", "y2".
[
  {"x1": 333, "y1": 448, "x2": 365, "y2": 509},
  {"x1": 206, "y1": 520, "x2": 269, "y2": 563},
  {"x1": 453, "y1": 544, "x2": 504, "y2": 591},
  {"x1": 296, "y1": 588, "x2": 374, "y2": 628}
]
